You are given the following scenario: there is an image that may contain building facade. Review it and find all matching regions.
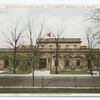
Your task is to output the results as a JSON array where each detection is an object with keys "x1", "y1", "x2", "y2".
[
  {"x1": 0, "y1": 38, "x2": 99, "y2": 72},
  {"x1": 37, "y1": 38, "x2": 99, "y2": 71}
]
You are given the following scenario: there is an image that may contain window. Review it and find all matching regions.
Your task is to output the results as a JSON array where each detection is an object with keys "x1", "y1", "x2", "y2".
[
  {"x1": 55, "y1": 59, "x2": 58, "y2": 66},
  {"x1": 76, "y1": 60, "x2": 80, "y2": 66},
  {"x1": 41, "y1": 45, "x2": 45, "y2": 48},
  {"x1": 48, "y1": 58, "x2": 50, "y2": 63},
  {"x1": 88, "y1": 60, "x2": 90, "y2": 69},
  {"x1": 65, "y1": 60, "x2": 69, "y2": 66},
  {"x1": 16, "y1": 60, "x2": 19, "y2": 66},
  {"x1": 65, "y1": 45, "x2": 69, "y2": 48},
  {"x1": 58, "y1": 45, "x2": 61, "y2": 48},
  {"x1": 4, "y1": 59, "x2": 9, "y2": 68},
  {"x1": 74, "y1": 45, "x2": 77, "y2": 48},
  {"x1": 27, "y1": 59, "x2": 31, "y2": 66},
  {"x1": 49, "y1": 45, "x2": 52, "y2": 48},
  {"x1": 39, "y1": 59, "x2": 46, "y2": 69}
]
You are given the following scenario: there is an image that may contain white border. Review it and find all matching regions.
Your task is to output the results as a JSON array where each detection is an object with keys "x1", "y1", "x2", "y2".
[
  {"x1": 0, "y1": 0, "x2": 99, "y2": 4},
  {"x1": 0, "y1": 0, "x2": 100, "y2": 99}
]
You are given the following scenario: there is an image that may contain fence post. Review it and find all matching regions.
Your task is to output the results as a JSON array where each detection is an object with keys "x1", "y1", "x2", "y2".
[
  {"x1": 23, "y1": 76, "x2": 25, "y2": 88},
  {"x1": 42, "y1": 76, "x2": 44, "y2": 88},
  {"x1": 74, "y1": 76, "x2": 77, "y2": 88},
  {"x1": 3, "y1": 75, "x2": 6, "y2": 88}
]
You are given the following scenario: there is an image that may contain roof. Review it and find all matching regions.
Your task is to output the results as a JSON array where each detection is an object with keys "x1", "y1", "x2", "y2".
[{"x1": 37, "y1": 38, "x2": 82, "y2": 43}]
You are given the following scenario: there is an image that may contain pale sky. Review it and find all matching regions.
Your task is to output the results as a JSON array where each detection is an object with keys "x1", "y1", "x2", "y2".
[{"x1": 0, "y1": 6, "x2": 94, "y2": 48}]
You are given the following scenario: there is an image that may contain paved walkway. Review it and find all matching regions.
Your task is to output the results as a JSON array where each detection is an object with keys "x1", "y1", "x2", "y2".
[
  {"x1": 0, "y1": 70, "x2": 100, "y2": 76},
  {"x1": 0, "y1": 70, "x2": 100, "y2": 87}
]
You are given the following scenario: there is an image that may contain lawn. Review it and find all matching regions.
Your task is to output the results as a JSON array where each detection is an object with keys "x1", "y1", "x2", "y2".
[
  {"x1": 0, "y1": 67, "x2": 32, "y2": 74},
  {"x1": 51, "y1": 70, "x2": 92, "y2": 74},
  {"x1": 0, "y1": 88, "x2": 100, "y2": 93},
  {"x1": 58, "y1": 71, "x2": 90, "y2": 74}
]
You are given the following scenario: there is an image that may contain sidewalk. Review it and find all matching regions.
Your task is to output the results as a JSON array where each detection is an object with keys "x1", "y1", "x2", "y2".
[{"x1": 0, "y1": 70, "x2": 99, "y2": 77}]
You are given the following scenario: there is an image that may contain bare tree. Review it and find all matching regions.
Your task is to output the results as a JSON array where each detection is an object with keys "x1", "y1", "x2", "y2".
[
  {"x1": 1, "y1": 22, "x2": 26, "y2": 73},
  {"x1": 88, "y1": 9, "x2": 100, "y2": 75},
  {"x1": 85, "y1": 27, "x2": 98, "y2": 76},
  {"x1": 90, "y1": 9, "x2": 100, "y2": 23},
  {"x1": 51, "y1": 26, "x2": 64, "y2": 74},
  {"x1": 27, "y1": 19, "x2": 45, "y2": 86}
]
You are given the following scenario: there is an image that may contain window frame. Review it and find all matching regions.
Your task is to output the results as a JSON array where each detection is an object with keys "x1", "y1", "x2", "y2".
[
  {"x1": 74, "y1": 45, "x2": 77, "y2": 48},
  {"x1": 65, "y1": 60, "x2": 69, "y2": 67},
  {"x1": 65, "y1": 45, "x2": 69, "y2": 48},
  {"x1": 76, "y1": 60, "x2": 80, "y2": 66}
]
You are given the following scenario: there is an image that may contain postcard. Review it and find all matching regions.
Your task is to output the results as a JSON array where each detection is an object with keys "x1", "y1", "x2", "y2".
[{"x1": 0, "y1": 4, "x2": 100, "y2": 97}]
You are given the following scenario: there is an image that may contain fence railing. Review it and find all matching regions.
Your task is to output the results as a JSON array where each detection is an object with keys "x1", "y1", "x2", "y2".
[{"x1": 0, "y1": 76, "x2": 100, "y2": 88}]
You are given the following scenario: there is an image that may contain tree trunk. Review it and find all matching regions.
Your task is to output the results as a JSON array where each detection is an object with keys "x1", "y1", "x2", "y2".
[
  {"x1": 13, "y1": 47, "x2": 16, "y2": 74},
  {"x1": 89, "y1": 53, "x2": 93, "y2": 76},
  {"x1": 55, "y1": 39, "x2": 58, "y2": 74},
  {"x1": 31, "y1": 58, "x2": 34, "y2": 86}
]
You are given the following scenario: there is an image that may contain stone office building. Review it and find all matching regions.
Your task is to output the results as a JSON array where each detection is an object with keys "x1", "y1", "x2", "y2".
[
  {"x1": 37, "y1": 38, "x2": 100, "y2": 71},
  {"x1": 0, "y1": 38, "x2": 99, "y2": 71}
]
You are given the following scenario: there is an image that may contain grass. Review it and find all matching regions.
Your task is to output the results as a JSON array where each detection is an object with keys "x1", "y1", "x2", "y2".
[
  {"x1": 0, "y1": 67, "x2": 32, "y2": 74},
  {"x1": 2, "y1": 70, "x2": 31, "y2": 74},
  {"x1": 58, "y1": 71, "x2": 90, "y2": 74},
  {"x1": 51, "y1": 70, "x2": 91, "y2": 74},
  {"x1": 0, "y1": 88, "x2": 100, "y2": 93}
]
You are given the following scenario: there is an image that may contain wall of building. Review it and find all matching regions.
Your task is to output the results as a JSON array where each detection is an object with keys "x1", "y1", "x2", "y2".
[
  {"x1": 0, "y1": 60, "x2": 4, "y2": 69},
  {"x1": 39, "y1": 42, "x2": 81, "y2": 49},
  {"x1": 37, "y1": 38, "x2": 99, "y2": 71},
  {"x1": 49, "y1": 53, "x2": 88, "y2": 71},
  {"x1": 0, "y1": 38, "x2": 99, "y2": 72}
]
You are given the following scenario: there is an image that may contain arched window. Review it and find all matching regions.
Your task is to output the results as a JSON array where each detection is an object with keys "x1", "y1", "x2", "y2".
[
  {"x1": 58, "y1": 45, "x2": 61, "y2": 48},
  {"x1": 65, "y1": 60, "x2": 69, "y2": 66}
]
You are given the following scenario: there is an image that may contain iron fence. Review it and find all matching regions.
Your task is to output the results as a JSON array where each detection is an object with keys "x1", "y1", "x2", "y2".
[{"x1": 0, "y1": 76, "x2": 100, "y2": 88}]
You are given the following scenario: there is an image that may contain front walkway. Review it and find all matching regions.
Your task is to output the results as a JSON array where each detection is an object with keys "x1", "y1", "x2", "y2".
[
  {"x1": 0, "y1": 70, "x2": 100, "y2": 76},
  {"x1": 33, "y1": 70, "x2": 100, "y2": 76}
]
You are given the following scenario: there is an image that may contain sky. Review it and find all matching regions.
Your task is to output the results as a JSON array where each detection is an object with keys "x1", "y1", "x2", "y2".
[{"x1": 0, "y1": 6, "x2": 96, "y2": 48}]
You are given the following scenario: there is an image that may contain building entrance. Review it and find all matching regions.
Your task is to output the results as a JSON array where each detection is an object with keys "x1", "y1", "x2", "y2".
[{"x1": 39, "y1": 58, "x2": 46, "y2": 69}]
